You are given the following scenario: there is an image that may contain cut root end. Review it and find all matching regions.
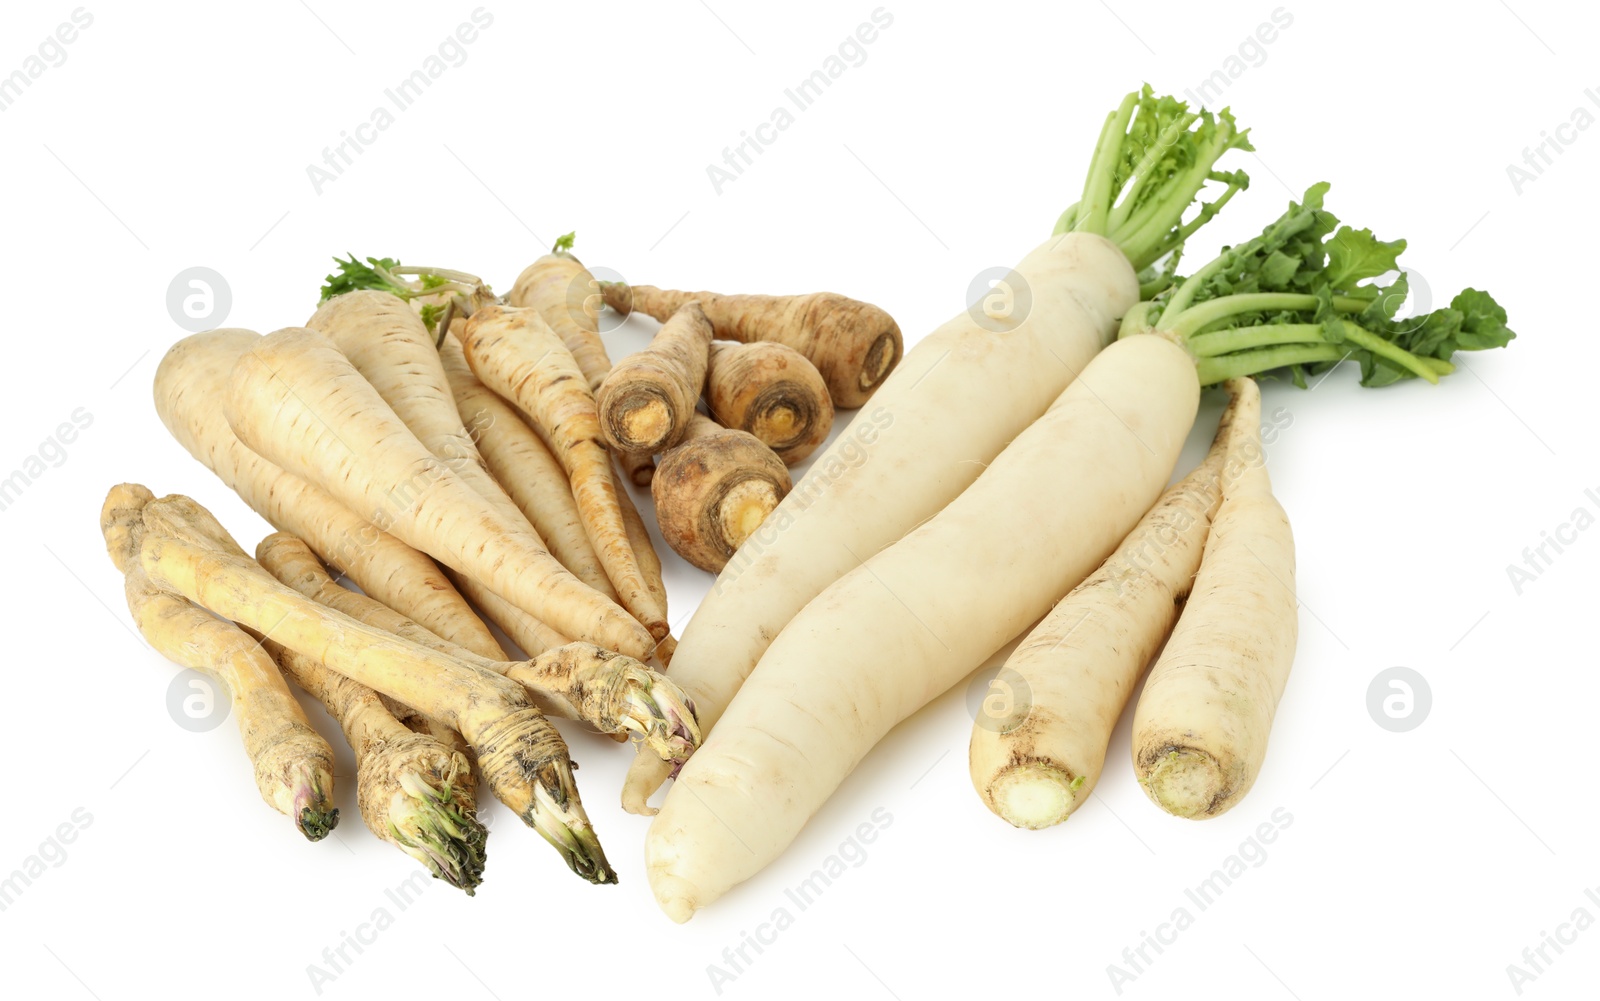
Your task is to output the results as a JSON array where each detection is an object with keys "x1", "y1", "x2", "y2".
[
  {"x1": 716, "y1": 477, "x2": 783, "y2": 552},
  {"x1": 990, "y1": 763, "x2": 1081, "y2": 830},
  {"x1": 1140, "y1": 747, "x2": 1228, "y2": 819}
]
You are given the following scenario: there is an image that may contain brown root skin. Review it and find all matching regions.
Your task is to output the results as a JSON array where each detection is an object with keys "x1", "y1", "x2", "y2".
[
  {"x1": 459, "y1": 306, "x2": 667, "y2": 645},
  {"x1": 651, "y1": 415, "x2": 792, "y2": 573},
  {"x1": 597, "y1": 302, "x2": 713, "y2": 454},
  {"x1": 706, "y1": 341, "x2": 833, "y2": 466},
  {"x1": 601, "y1": 284, "x2": 902, "y2": 408},
  {"x1": 100, "y1": 485, "x2": 339, "y2": 841},
  {"x1": 133, "y1": 499, "x2": 608, "y2": 881},
  {"x1": 618, "y1": 450, "x2": 656, "y2": 488}
]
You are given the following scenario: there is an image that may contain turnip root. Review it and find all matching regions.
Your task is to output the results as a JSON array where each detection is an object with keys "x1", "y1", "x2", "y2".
[
  {"x1": 968, "y1": 383, "x2": 1251, "y2": 829},
  {"x1": 596, "y1": 302, "x2": 713, "y2": 454},
  {"x1": 706, "y1": 341, "x2": 833, "y2": 465},
  {"x1": 601, "y1": 284, "x2": 900, "y2": 409},
  {"x1": 255, "y1": 533, "x2": 697, "y2": 761},
  {"x1": 154, "y1": 330, "x2": 507, "y2": 660},
  {"x1": 225, "y1": 326, "x2": 651, "y2": 658},
  {"x1": 458, "y1": 307, "x2": 668, "y2": 642},
  {"x1": 132, "y1": 490, "x2": 615, "y2": 882},
  {"x1": 651, "y1": 413, "x2": 792, "y2": 573},
  {"x1": 100, "y1": 484, "x2": 338, "y2": 841},
  {"x1": 1130, "y1": 378, "x2": 1296, "y2": 818},
  {"x1": 646, "y1": 335, "x2": 1199, "y2": 920}
]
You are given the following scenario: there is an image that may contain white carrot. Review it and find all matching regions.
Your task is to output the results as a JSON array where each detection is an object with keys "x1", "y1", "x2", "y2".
[
  {"x1": 645, "y1": 335, "x2": 1200, "y2": 920},
  {"x1": 1130, "y1": 377, "x2": 1297, "y2": 818}
]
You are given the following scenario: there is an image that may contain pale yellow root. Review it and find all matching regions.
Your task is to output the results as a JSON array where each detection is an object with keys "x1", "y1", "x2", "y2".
[
  {"x1": 651, "y1": 414, "x2": 792, "y2": 573},
  {"x1": 255, "y1": 533, "x2": 698, "y2": 760},
  {"x1": 450, "y1": 571, "x2": 572, "y2": 658},
  {"x1": 618, "y1": 450, "x2": 656, "y2": 488},
  {"x1": 153, "y1": 330, "x2": 506, "y2": 660},
  {"x1": 969, "y1": 384, "x2": 1255, "y2": 829},
  {"x1": 270, "y1": 642, "x2": 487, "y2": 893},
  {"x1": 458, "y1": 306, "x2": 668, "y2": 642},
  {"x1": 225, "y1": 326, "x2": 650, "y2": 659},
  {"x1": 134, "y1": 495, "x2": 614, "y2": 882},
  {"x1": 309, "y1": 294, "x2": 571, "y2": 616},
  {"x1": 614, "y1": 472, "x2": 674, "y2": 667},
  {"x1": 439, "y1": 328, "x2": 616, "y2": 600},
  {"x1": 596, "y1": 302, "x2": 713, "y2": 454},
  {"x1": 508, "y1": 250, "x2": 614, "y2": 391},
  {"x1": 1131, "y1": 377, "x2": 1298, "y2": 820},
  {"x1": 705, "y1": 341, "x2": 834, "y2": 466},
  {"x1": 99, "y1": 484, "x2": 337, "y2": 840}
]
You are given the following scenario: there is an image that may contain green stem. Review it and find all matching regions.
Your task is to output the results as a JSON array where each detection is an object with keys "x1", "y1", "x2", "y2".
[
  {"x1": 1195, "y1": 345, "x2": 1347, "y2": 385},
  {"x1": 1332, "y1": 321, "x2": 1440, "y2": 384},
  {"x1": 1114, "y1": 133, "x2": 1232, "y2": 268},
  {"x1": 1188, "y1": 323, "x2": 1329, "y2": 357},
  {"x1": 1106, "y1": 111, "x2": 1197, "y2": 233},
  {"x1": 1073, "y1": 92, "x2": 1140, "y2": 237},
  {"x1": 1135, "y1": 173, "x2": 1247, "y2": 270}
]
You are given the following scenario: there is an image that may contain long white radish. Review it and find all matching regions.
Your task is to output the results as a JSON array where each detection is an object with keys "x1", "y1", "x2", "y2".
[
  {"x1": 225, "y1": 326, "x2": 652, "y2": 658},
  {"x1": 968, "y1": 381, "x2": 1251, "y2": 829},
  {"x1": 623, "y1": 232, "x2": 1138, "y2": 807},
  {"x1": 1131, "y1": 377, "x2": 1297, "y2": 818},
  {"x1": 646, "y1": 334, "x2": 1200, "y2": 920},
  {"x1": 153, "y1": 329, "x2": 508, "y2": 660}
]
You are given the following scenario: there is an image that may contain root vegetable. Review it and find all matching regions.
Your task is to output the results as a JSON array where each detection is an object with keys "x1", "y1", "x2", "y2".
[
  {"x1": 651, "y1": 413, "x2": 792, "y2": 574},
  {"x1": 439, "y1": 327, "x2": 616, "y2": 600},
  {"x1": 645, "y1": 335, "x2": 1199, "y2": 919},
  {"x1": 225, "y1": 326, "x2": 651, "y2": 658},
  {"x1": 458, "y1": 305, "x2": 667, "y2": 641},
  {"x1": 154, "y1": 330, "x2": 507, "y2": 660},
  {"x1": 255, "y1": 533, "x2": 696, "y2": 760},
  {"x1": 595, "y1": 302, "x2": 713, "y2": 454},
  {"x1": 600, "y1": 283, "x2": 900, "y2": 409},
  {"x1": 132, "y1": 491, "x2": 615, "y2": 883},
  {"x1": 968, "y1": 383, "x2": 1251, "y2": 829},
  {"x1": 100, "y1": 484, "x2": 338, "y2": 841},
  {"x1": 1130, "y1": 378, "x2": 1295, "y2": 818},
  {"x1": 614, "y1": 468, "x2": 673, "y2": 666},
  {"x1": 618, "y1": 451, "x2": 656, "y2": 488},
  {"x1": 508, "y1": 233, "x2": 613, "y2": 391},
  {"x1": 705, "y1": 341, "x2": 833, "y2": 465},
  {"x1": 626, "y1": 90, "x2": 1251, "y2": 812},
  {"x1": 269, "y1": 640, "x2": 487, "y2": 892}
]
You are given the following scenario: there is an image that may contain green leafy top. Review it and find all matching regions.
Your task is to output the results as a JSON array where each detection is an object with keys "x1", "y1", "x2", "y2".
[
  {"x1": 1124, "y1": 184, "x2": 1516, "y2": 387},
  {"x1": 318, "y1": 254, "x2": 487, "y2": 338},
  {"x1": 1058, "y1": 85, "x2": 1254, "y2": 280}
]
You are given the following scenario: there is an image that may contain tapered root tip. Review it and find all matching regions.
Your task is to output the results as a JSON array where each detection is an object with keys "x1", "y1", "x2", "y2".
[
  {"x1": 651, "y1": 875, "x2": 698, "y2": 923},
  {"x1": 298, "y1": 805, "x2": 340, "y2": 841},
  {"x1": 990, "y1": 763, "x2": 1081, "y2": 830},
  {"x1": 1140, "y1": 748, "x2": 1228, "y2": 819}
]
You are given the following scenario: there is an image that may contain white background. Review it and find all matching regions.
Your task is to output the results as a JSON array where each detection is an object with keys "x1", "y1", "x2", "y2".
[{"x1": 2, "y1": 1, "x2": 1595, "y2": 998}]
